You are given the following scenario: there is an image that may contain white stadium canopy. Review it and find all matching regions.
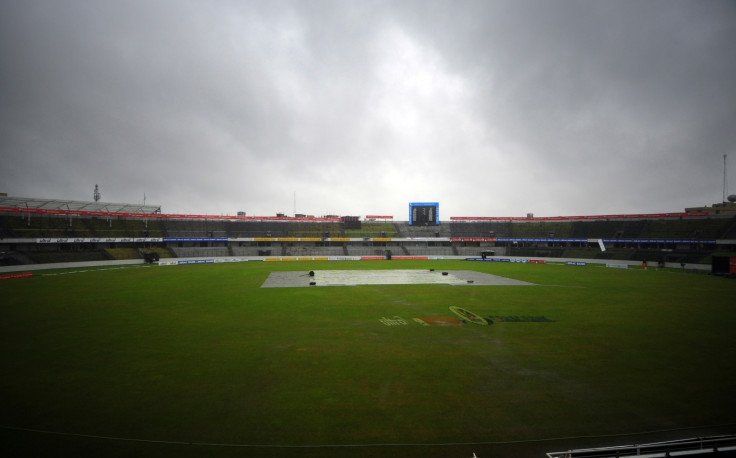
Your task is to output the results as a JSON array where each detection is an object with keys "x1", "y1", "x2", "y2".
[{"x1": 0, "y1": 195, "x2": 161, "y2": 214}]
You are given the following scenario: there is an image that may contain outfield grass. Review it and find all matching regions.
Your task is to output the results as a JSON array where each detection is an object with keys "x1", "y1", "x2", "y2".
[{"x1": 1, "y1": 260, "x2": 735, "y2": 457}]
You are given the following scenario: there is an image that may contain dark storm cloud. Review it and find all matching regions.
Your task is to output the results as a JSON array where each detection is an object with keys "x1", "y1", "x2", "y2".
[
  {"x1": 392, "y1": 0, "x2": 736, "y2": 213},
  {"x1": 1, "y1": 0, "x2": 734, "y2": 217}
]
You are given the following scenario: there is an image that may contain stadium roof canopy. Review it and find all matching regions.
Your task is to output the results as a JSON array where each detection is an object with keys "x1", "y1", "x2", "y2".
[{"x1": 0, "y1": 195, "x2": 161, "y2": 214}]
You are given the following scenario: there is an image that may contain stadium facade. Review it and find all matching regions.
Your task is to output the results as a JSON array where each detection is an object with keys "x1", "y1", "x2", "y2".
[{"x1": 2, "y1": 195, "x2": 736, "y2": 269}]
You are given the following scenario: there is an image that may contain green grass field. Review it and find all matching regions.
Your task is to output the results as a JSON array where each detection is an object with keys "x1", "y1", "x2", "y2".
[{"x1": 1, "y1": 260, "x2": 735, "y2": 457}]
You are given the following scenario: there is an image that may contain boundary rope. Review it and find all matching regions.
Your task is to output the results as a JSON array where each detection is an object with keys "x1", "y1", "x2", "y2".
[{"x1": 2, "y1": 423, "x2": 735, "y2": 449}]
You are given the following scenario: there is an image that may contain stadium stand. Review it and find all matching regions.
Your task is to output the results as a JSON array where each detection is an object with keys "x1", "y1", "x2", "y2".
[
  {"x1": 722, "y1": 219, "x2": 736, "y2": 239},
  {"x1": 569, "y1": 220, "x2": 632, "y2": 239},
  {"x1": 287, "y1": 221, "x2": 343, "y2": 238},
  {"x1": 2, "y1": 195, "x2": 736, "y2": 266},
  {"x1": 508, "y1": 221, "x2": 571, "y2": 238},
  {"x1": 230, "y1": 246, "x2": 271, "y2": 257},
  {"x1": 344, "y1": 223, "x2": 400, "y2": 239},
  {"x1": 394, "y1": 223, "x2": 451, "y2": 238},
  {"x1": 640, "y1": 217, "x2": 730, "y2": 239},
  {"x1": 26, "y1": 247, "x2": 110, "y2": 264},
  {"x1": 403, "y1": 245, "x2": 455, "y2": 256},
  {"x1": 105, "y1": 248, "x2": 142, "y2": 260},
  {"x1": 345, "y1": 245, "x2": 390, "y2": 257},
  {"x1": 170, "y1": 246, "x2": 230, "y2": 258}
]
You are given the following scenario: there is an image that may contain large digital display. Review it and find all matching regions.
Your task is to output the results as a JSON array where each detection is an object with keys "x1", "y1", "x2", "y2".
[{"x1": 409, "y1": 202, "x2": 439, "y2": 226}]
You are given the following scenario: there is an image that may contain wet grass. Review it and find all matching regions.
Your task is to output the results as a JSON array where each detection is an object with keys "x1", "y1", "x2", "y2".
[{"x1": 1, "y1": 260, "x2": 735, "y2": 457}]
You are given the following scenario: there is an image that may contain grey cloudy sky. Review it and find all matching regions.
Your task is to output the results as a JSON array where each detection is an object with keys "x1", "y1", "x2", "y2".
[{"x1": 2, "y1": 0, "x2": 735, "y2": 218}]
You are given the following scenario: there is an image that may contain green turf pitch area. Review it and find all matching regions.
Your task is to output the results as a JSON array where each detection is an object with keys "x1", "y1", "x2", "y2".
[{"x1": 1, "y1": 260, "x2": 735, "y2": 457}]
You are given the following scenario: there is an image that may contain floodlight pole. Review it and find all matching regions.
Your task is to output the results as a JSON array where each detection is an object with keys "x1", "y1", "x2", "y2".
[
  {"x1": 724, "y1": 154, "x2": 728, "y2": 204},
  {"x1": 143, "y1": 193, "x2": 148, "y2": 229}
]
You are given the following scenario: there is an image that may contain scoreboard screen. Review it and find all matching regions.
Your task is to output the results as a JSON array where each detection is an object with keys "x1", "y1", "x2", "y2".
[{"x1": 409, "y1": 202, "x2": 439, "y2": 226}]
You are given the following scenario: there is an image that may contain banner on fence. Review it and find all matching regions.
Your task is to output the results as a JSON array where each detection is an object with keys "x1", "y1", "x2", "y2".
[
  {"x1": 158, "y1": 258, "x2": 248, "y2": 266},
  {"x1": 465, "y1": 258, "x2": 511, "y2": 262},
  {"x1": 37, "y1": 237, "x2": 164, "y2": 243},
  {"x1": 0, "y1": 272, "x2": 33, "y2": 281}
]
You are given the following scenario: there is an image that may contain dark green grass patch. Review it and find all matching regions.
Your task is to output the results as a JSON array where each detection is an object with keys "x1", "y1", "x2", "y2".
[{"x1": 1, "y1": 261, "x2": 735, "y2": 457}]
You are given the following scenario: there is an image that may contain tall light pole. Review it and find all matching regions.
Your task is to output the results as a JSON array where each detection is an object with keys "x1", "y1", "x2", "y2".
[{"x1": 724, "y1": 154, "x2": 729, "y2": 204}]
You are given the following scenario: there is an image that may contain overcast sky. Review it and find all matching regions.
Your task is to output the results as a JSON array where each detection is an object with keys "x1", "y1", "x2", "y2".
[{"x1": 2, "y1": 0, "x2": 735, "y2": 218}]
